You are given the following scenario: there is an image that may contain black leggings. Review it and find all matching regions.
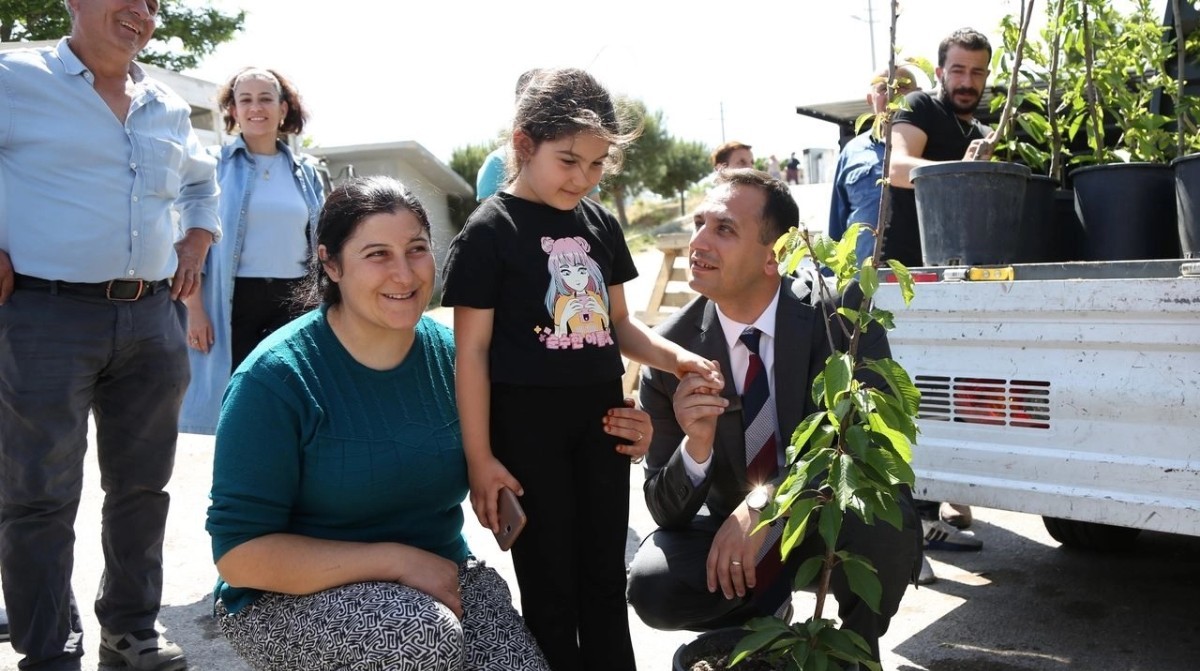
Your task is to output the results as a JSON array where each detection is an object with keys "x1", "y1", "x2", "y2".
[
  {"x1": 231, "y1": 277, "x2": 304, "y2": 372},
  {"x1": 490, "y1": 380, "x2": 636, "y2": 671}
]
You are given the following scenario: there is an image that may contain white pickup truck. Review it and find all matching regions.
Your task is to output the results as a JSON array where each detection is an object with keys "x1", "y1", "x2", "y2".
[{"x1": 876, "y1": 259, "x2": 1200, "y2": 549}]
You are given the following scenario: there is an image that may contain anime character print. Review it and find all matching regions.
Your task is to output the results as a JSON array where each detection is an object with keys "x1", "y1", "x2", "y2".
[{"x1": 539, "y1": 236, "x2": 615, "y2": 350}]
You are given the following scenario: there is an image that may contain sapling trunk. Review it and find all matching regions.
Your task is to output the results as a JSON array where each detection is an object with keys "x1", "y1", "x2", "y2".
[
  {"x1": 1173, "y1": 0, "x2": 1186, "y2": 158},
  {"x1": 1048, "y1": 0, "x2": 1067, "y2": 182},
  {"x1": 989, "y1": 0, "x2": 1038, "y2": 155}
]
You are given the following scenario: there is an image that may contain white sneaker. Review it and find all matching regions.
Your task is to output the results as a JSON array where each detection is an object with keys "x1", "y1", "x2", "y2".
[
  {"x1": 918, "y1": 555, "x2": 938, "y2": 585},
  {"x1": 922, "y1": 518, "x2": 983, "y2": 551}
]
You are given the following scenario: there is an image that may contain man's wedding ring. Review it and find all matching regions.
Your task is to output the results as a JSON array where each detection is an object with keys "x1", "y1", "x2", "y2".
[{"x1": 731, "y1": 560, "x2": 742, "y2": 566}]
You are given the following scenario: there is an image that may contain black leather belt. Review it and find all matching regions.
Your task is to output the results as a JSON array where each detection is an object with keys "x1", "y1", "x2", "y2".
[{"x1": 13, "y1": 273, "x2": 170, "y2": 301}]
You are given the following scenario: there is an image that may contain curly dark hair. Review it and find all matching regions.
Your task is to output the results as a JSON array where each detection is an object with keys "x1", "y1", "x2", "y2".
[{"x1": 217, "y1": 67, "x2": 308, "y2": 136}]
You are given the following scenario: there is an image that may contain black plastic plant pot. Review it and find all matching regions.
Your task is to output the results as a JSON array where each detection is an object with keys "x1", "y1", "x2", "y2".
[
  {"x1": 1171, "y1": 153, "x2": 1200, "y2": 258},
  {"x1": 1017, "y1": 174, "x2": 1058, "y2": 263},
  {"x1": 1071, "y1": 162, "x2": 1180, "y2": 261},
  {"x1": 672, "y1": 628, "x2": 754, "y2": 671},
  {"x1": 911, "y1": 161, "x2": 1031, "y2": 266}
]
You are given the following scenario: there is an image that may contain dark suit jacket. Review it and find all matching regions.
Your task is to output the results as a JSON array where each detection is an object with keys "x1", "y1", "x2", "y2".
[{"x1": 639, "y1": 277, "x2": 891, "y2": 529}]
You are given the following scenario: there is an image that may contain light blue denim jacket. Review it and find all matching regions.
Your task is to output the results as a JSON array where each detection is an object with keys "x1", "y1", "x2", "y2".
[
  {"x1": 179, "y1": 137, "x2": 324, "y2": 435},
  {"x1": 828, "y1": 131, "x2": 886, "y2": 265}
]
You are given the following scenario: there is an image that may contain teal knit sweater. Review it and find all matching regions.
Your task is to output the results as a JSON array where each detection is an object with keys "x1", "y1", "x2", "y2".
[{"x1": 206, "y1": 307, "x2": 468, "y2": 613}]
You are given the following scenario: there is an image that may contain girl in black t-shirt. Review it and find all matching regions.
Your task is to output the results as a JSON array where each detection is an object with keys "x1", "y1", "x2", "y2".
[{"x1": 441, "y1": 68, "x2": 721, "y2": 670}]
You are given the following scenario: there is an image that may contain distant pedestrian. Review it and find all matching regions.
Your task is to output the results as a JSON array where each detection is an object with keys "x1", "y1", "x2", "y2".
[
  {"x1": 785, "y1": 152, "x2": 801, "y2": 184},
  {"x1": 766, "y1": 153, "x2": 782, "y2": 181}
]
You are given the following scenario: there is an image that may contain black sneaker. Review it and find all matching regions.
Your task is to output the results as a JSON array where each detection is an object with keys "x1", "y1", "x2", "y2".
[{"x1": 98, "y1": 628, "x2": 186, "y2": 670}]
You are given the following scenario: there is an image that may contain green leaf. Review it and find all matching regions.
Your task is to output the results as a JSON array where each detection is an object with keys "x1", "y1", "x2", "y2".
[
  {"x1": 730, "y1": 628, "x2": 787, "y2": 665},
  {"x1": 865, "y1": 418, "x2": 914, "y2": 464},
  {"x1": 885, "y1": 260, "x2": 915, "y2": 305},
  {"x1": 868, "y1": 308, "x2": 896, "y2": 330},
  {"x1": 841, "y1": 555, "x2": 883, "y2": 613},
  {"x1": 790, "y1": 412, "x2": 827, "y2": 452},
  {"x1": 860, "y1": 262, "x2": 879, "y2": 299},
  {"x1": 865, "y1": 359, "x2": 921, "y2": 416},
  {"x1": 791, "y1": 555, "x2": 825, "y2": 591},
  {"x1": 842, "y1": 424, "x2": 870, "y2": 460},
  {"x1": 780, "y1": 497, "x2": 820, "y2": 558},
  {"x1": 819, "y1": 484, "x2": 846, "y2": 549},
  {"x1": 867, "y1": 390, "x2": 917, "y2": 441},
  {"x1": 823, "y1": 353, "x2": 853, "y2": 411}
]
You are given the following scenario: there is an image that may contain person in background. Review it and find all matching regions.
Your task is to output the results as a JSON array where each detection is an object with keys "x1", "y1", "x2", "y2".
[
  {"x1": 0, "y1": 0, "x2": 220, "y2": 668},
  {"x1": 207, "y1": 176, "x2": 560, "y2": 671},
  {"x1": 442, "y1": 67, "x2": 720, "y2": 671},
  {"x1": 785, "y1": 152, "x2": 802, "y2": 184},
  {"x1": 887, "y1": 28, "x2": 994, "y2": 556},
  {"x1": 178, "y1": 66, "x2": 325, "y2": 436},
  {"x1": 711, "y1": 141, "x2": 754, "y2": 170},
  {"x1": 766, "y1": 154, "x2": 783, "y2": 181},
  {"x1": 626, "y1": 170, "x2": 922, "y2": 666},
  {"x1": 828, "y1": 64, "x2": 921, "y2": 267},
  {"x1": 476, "y1": 69, "x2": 542, "y2": 202}
]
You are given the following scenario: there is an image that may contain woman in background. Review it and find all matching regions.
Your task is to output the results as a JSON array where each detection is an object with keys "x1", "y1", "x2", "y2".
[{"x1": 180, "y1": 66, "x2": 325, "y2": 435}]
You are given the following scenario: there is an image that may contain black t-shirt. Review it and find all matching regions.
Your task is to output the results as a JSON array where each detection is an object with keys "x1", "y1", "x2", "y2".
[
  {"x1": 885, "y1": 90, "x2": 988, "y2": 266},
  {"x1": 441, "y1": 192, "x2": 638, "y2": 386}
]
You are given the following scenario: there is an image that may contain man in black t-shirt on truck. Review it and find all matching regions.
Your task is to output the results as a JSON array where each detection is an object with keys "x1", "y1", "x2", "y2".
[
  {"x1": 885, "y1": 27, "x2": 994, "y2": 577},
  {"x1": 886, "y1": 27, "x2": 996, "y2": 267}
]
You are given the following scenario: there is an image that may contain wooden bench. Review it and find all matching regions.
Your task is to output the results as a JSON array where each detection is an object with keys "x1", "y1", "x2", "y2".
[{"x1": 623, "y1": 233, "x2": 697, "y2": 395}]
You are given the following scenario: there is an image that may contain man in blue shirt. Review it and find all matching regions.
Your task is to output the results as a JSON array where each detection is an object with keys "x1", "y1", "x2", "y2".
[
  {"x1": 828, "y1": 64, "x2": 920, "y2": 265},
  {"x1": 0, "y1": 1, "x2": 219, "y2": 669}
]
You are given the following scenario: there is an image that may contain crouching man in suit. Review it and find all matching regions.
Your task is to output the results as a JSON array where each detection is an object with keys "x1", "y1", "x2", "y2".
[{"x1": 626, "y1": 169, "x2": 922, "y2": 664}]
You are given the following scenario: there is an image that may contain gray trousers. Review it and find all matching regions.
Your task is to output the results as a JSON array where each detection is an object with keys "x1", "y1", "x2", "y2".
[{"x1": 0, "y1": 287, "x2": 189, "y2": 670}]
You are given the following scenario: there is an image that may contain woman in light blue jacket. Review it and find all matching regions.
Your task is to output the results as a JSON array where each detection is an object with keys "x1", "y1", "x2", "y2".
[{"x1": 180, "y1": 67, "x2": 325, "y2": 435}]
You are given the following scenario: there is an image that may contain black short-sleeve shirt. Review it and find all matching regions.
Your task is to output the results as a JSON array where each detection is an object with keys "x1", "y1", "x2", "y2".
[
  {"x1": 885, "y1": 90, "x2": 988, "y2": 265},
  {"x1": 441, "y1": 192, "x2": 638, "y2": 386}
]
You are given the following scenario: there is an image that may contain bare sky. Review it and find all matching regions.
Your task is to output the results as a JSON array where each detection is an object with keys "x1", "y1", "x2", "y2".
[{"x1": 186, "y1": 0, "x2": 1154, "y2": 162}]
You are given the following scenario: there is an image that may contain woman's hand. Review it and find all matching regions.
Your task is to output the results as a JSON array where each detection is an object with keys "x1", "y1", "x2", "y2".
[
  {"x1": 467, "y1": 456, "x2": 522, "y2": 534},
  {"x1": 395, "y1": 546, "x2": 463, "y2": 620},
  {"x1": 185, "y1": 301, "x2": 214, "y2": 353},
  {"x1": 605, "y1": 397, "x2": 652, "y2": 464}
]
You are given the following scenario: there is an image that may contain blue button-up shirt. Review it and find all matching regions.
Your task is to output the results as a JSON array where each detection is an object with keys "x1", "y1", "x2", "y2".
[
  {"x1": 0, "y1": 38, "x2": 219, "y2": 283},
  {"x1": 828, "y1": 131, "x2": 886, "y2": 265}
]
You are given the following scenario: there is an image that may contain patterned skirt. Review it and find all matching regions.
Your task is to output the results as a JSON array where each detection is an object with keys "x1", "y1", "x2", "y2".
[{"x1": 218, "y1": 559, "x2": 549, "y2": 671}]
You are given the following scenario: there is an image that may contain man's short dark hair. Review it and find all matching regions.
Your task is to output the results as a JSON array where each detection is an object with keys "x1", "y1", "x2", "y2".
[
  {"x1": 711, "y1": 141, "x2": 752, "y2": 169},
  {"x1": 714, "y1": 168, "x2": 798, "y2": 244},
  {"x1": 938, "y1": 28, "x2": 992, "y2": 66}
]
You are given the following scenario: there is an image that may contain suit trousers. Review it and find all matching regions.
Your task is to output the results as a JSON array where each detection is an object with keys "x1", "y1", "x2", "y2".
[
  {"x1": 491, "y1": 381, "x2": 636, "y2": 671},
  {"x1": 627, "y1": 495, "x2": 923, "y2": 662},
  {"x1": 0, "y1": 287, "x2": 189, "y2": 670}
]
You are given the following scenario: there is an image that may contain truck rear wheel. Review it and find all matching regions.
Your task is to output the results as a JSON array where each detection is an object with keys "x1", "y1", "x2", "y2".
[{"x1": 1042, "y1": 517, "x2": 1141, "y2": 551}]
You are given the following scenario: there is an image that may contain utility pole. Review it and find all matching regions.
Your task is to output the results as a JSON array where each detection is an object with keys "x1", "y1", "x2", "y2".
[
  {"x1": 719, "y1": 101, "x2": 726, "y2": 143},
  {"x1": 866, "y1": 0, "x2": 876, "y2": 72}
]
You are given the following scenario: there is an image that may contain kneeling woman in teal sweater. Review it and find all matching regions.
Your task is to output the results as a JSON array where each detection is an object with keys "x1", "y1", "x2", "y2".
[{"x1": 205, "y1": 176, "x2": 552, "y2": 670}]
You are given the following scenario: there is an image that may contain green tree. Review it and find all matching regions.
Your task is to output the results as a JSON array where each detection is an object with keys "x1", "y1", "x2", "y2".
[
  {"x1": 449, "y1": 141, "x2": 498, "y2": 198},
  {"x1": 0, "y1": 0, "x2": 245, "y2": 72},
  {"x1": 650, "y1": 137, "x2": 710, "y2": 216},
  {"x1": 603, "y1": 98, "x2": 669, "y2": 228},
  {"x1": 446, "y1": 141, "x2": 498, "y2": 232}
]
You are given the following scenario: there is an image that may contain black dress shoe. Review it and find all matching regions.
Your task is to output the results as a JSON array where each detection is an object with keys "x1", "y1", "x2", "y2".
[{"x1": 0, "y1": 605, "x2": 10, "y2": 643}]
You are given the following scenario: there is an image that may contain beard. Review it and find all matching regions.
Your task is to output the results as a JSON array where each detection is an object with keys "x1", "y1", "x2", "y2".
[{"x1": 938, "y1": 77, "x2": 982, "y2": 115}]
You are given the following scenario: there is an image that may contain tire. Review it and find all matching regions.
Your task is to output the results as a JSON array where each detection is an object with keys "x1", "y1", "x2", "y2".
[{"x1": 1042, "y1": 516, "x2": 1141, "y2": 551}]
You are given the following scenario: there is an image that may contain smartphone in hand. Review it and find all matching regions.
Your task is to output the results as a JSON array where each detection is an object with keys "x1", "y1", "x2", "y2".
[{"x1": 494, "y1": 487, "x2": 527, "y2": 552}]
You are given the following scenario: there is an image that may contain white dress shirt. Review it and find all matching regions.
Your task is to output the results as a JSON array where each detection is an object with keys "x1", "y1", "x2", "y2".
[{"x1": 682, "y1": 287, "x2": 782, "y2": 484}]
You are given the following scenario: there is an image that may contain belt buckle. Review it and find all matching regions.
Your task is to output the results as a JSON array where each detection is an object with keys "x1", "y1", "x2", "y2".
[{"x1": 106, "y1": 279, "x2": 145, "y2": 301}]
